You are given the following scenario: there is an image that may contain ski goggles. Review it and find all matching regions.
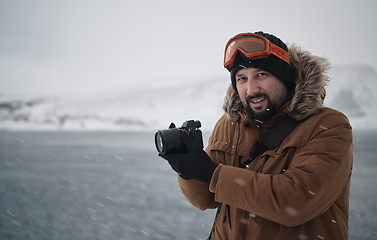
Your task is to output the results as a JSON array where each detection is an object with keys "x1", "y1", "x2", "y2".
[{"x1": 224, "y1": 33, "x2": 291, "y2": 69}]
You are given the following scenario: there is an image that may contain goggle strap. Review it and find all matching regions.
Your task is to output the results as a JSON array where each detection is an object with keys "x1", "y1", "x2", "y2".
[{"x1": 270, "y1": 44, "x2": 290, "y2": 64}]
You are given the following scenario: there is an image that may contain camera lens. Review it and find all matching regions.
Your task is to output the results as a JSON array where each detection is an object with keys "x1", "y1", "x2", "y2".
[
  {"x1": 155, "y1": 132, "x2": 164, "y2": 153},
  {"x1": 154, "y1": 128, "x2": 182, "y2": 155}
]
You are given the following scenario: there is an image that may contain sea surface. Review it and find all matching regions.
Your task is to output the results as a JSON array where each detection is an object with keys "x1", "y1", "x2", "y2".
[{"x1": 0, "y1": 130, "x2": 376, "y2": 240}]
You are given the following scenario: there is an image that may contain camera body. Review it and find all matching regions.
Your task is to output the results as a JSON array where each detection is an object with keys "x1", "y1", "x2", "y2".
[{"x1": 155, "y1": 120, "x2": 203, "y2": 156}]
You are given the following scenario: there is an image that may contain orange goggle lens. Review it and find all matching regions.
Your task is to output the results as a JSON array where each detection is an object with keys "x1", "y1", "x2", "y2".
[{"x1": 224, "y1": 33, "x2": 290, "y2": 69}]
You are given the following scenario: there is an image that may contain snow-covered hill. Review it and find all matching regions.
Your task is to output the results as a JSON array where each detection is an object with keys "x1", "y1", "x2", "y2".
[
  {"x1": 1, "y1": 65, "x2": 376, "y2": 131},
  {"x1": 0, "y1": 76, "x2": 230, "y2": 131},
  {"x1": 325, "y1": 65, "x2": 377, "y2": 129}
]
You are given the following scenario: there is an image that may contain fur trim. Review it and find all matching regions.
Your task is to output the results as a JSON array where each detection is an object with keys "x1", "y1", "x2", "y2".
[{"x1": 222, "y1": 44, "x2": 330, "y2": 121}]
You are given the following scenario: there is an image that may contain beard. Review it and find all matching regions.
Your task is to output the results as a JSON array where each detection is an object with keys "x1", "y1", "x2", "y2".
[{"x1": 243, "y1": 93, "x2": 280, "y2": 123}]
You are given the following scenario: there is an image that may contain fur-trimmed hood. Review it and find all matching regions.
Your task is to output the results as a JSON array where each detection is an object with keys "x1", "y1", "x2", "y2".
[{"x1": 222, "y1": 44, "x2": 330, "y2": 121}]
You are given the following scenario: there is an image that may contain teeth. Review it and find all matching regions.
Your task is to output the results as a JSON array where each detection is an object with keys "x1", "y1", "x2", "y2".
[{"x1": 251, "y1": 98, "x2": 265, "y2": 103}]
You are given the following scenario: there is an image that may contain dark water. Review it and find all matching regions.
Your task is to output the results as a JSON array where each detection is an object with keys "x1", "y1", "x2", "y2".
[{"x1": 0, "y1": 130, "x2": 376, "y2": 240}]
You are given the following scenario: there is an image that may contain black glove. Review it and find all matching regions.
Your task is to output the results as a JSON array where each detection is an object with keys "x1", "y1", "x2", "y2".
[{"x1": 159, "y1": 130, "x2": 218, "y2": 182}]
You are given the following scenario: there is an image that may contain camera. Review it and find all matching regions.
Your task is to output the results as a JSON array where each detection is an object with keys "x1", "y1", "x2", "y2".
[{"x1": 155, "y1": 120, "x2": 203, "y2": 156}]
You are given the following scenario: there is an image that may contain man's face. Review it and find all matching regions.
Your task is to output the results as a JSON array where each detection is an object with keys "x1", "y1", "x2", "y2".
[{"x1": 235, "y1": 67, "x2": 288, "y2": 123}]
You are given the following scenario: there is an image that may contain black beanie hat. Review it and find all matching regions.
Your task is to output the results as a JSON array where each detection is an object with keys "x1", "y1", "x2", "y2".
[{"x1": 230, "y1": 31, "x2": 295, "y2": 92}]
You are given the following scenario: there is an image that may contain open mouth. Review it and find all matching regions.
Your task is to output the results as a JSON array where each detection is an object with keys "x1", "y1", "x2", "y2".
[
  {"x1": 250, "y1": 97, "x2": 265, "y2": 104},
  {"x1": 246, "y1": 95, "x2": 267, "y2": 111}
]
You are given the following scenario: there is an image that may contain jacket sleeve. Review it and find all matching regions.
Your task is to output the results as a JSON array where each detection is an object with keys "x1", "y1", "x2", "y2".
[
  {"x1": 209, "y1": 110, "x2": 353, "y2": 227},
  {"x1": 178, "y1": 175, "x2": 218, "y2": 210},
  {"x1": 176, "y1": 116, "x2": 230, "y2": 211},
  {"x1": 177, "y1": 141, "x2": 221, "y2": 210}
]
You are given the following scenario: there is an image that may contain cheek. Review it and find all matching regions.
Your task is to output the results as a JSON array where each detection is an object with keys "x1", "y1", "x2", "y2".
[
  {"x1": 269, "y1": 81, "x2": 288, "y2": 103},
  {"x1": 236, "y1": 85, "x2": 247, "y2": 102}
]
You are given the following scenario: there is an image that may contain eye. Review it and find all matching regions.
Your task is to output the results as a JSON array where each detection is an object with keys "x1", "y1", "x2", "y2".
[
  {"x1": 256, "y1": 72, "x2": 269, "y2": 79},
  {"x1": 236, "y1": 76, "x2": 247, "y2": 82}
]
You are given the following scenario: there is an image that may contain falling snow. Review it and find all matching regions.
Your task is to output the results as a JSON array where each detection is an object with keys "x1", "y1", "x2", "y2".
[
  {"x1": 114, "y1": 155, "x2": 123, "y2": 160},
  {"x1": 285, "y1": 206, "x2": 298, "y2": 216},
  {"x1": 7, "y1": 211, "x2": 15, "y2": 217},
  {"x1": 234, "y1": 177, "x2": 247, "y2": 186},
  {"x1": 298, "y1": 233, "x2": 308, "y2": 240},
  {"x1": 240, "y1": 218, "x2": 248, "y2": 225},
  {"x1": 100, "y1": 223, "x2": 108, "y2": 229}
]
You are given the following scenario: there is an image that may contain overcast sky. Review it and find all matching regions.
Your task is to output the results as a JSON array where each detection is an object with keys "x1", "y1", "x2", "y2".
[{"x1": 1, "y1": 0, "x2": 376, "y2": 97}]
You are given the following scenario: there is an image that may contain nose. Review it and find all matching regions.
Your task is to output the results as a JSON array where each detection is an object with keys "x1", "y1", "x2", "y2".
[{"x1": 246, "y1": 79, "x2": 259, "y2": 96}]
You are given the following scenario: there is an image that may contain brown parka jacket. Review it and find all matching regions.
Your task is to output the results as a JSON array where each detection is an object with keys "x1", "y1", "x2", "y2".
[{"x1": 178, "y1": 45, "x2": 353, "y2": 240}]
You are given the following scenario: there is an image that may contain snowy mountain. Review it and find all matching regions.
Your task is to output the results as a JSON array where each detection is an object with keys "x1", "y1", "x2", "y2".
[
  {"x1": 325, "y1": 65, "x2": 377, "y2": 129},
  {"x1": 1, "y1": 65, "x2": 376, "y2": 131},
  {"x1": 0, "y1": 76, "x2": 230, "y2": 131}
]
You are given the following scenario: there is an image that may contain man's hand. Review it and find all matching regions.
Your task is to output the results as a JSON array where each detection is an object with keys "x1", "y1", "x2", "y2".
[{"x1": 158, "y1": 131, "x2": 218, "y2": 183}]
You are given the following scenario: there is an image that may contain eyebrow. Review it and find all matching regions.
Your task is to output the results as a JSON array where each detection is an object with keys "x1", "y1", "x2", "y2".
[
  {"x1": 235, "y1": 73, "x2": 245, "y2": 78},
  {"x1": 235, "y1": 69, "x2": 264, "y2": 78}
]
